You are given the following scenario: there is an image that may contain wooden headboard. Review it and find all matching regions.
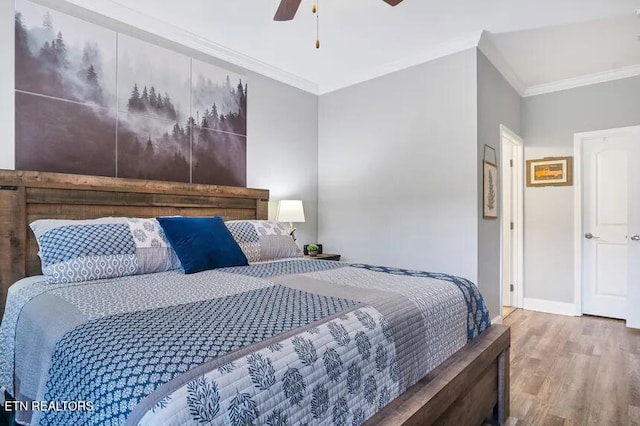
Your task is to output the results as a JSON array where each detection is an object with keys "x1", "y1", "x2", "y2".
[{"x1": 0, "y1": 170, "x2": 269, "y2": 318}]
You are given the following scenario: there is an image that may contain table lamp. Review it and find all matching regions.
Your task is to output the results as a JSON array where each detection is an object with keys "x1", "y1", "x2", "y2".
[{"x1": 275, "y1": 200, "x2": 305, "y2": 241}]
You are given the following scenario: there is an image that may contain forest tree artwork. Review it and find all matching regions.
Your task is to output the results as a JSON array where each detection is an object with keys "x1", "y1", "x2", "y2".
[{"x1": 14, "y1": 0, "x2": 247, "y2": 186}]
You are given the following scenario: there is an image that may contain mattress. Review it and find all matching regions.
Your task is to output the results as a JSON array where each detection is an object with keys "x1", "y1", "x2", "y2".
[{"x1": 0, "y1": 259, "x2": 490, "y2": 425}]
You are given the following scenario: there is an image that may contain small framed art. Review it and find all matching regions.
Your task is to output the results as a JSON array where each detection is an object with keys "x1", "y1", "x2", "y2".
[
  {"x1": 526, "y1": 156, "x2": 573, "y2": 187},
  {"x1": 483, "y1": 161, "x2": 498, "y2": 219}
]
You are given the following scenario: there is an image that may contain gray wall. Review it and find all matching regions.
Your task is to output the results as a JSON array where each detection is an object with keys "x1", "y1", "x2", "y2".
[
  {"x1": 0, "y1": 1, "x2": 319, "y2": 246},
  {"x1": 522, "y1": 75, "x2": 640, "y2": 303},
  {"x1": 246, "y1": 72, "x2": 318, "y2": 246},
  {"x1": 318, "y1": 49, "x2": 480, "y2": 283},
  {"x1": 477, "y1": 51, "x2": 521, "y2": 318}
]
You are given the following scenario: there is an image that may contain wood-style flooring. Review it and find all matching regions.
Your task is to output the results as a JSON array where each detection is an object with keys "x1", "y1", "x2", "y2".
[
  {"x1": 503, "y1": 306, "x2": 517, "y2": 319},
  {"x1": 503, "y1": 309, "x2": 640, "y2": 425}
]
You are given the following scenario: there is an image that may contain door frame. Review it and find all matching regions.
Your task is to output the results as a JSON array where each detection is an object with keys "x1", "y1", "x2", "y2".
[
  {"x1": 573, "y1": 125, "x2": 640, "y2": 316},
  {"x1": 499, "y1": 125, "x2": 524, "y2": 309}
]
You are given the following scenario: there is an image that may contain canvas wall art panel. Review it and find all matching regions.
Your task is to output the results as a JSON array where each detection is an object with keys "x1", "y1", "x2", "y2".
[
  {"x1": 117, "y1": 112, "x2": 190, "y2": 182},
  {"x1": 15, "y1": 92, "x2": 117, "y2": 176},
  {"x1": 15, "y1": 0, "x2": 117, "y2": 105},
  {"x1": 14, "y1": 0, "x2": 247, "y2": 187},
  {"x1": 15, "y1": 0, "x2": 118, "y2": 176},
  {"x1": 191, "y1": 59, "x2": 247, "y2": 186},
  {"x1": 192, "y1": 128, "x2": 246, "y2": 186},
  {"x1": 116, "y1": 34, "x2": 191, "y2": 182}
]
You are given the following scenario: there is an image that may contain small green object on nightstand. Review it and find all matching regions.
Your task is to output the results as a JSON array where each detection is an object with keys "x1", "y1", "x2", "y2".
[{"x1": 307, "y1": 243, "x2": 319, "y2": 257}]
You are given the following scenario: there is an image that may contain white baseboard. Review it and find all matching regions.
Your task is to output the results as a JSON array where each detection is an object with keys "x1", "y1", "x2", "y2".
[
  {"x1": 491, "y1": 315, "x2": 503, "y2": 324},
  {"x1": 523, "y1": 298, "x2": 578, "y2": 316},
  {"x1": 626, "y1": 318, "x2": 640, "y2": 329}
]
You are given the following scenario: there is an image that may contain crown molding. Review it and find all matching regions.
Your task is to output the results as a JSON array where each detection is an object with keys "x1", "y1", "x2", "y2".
[
  {"x1": 477, "y1": 31, "x2": 526, "y2": 97},
  {"x1": 38, "y1": 0, "x2": 319, "y2": 94},
  {"x1": 524, "y1": 64, "x2": 640, "y2": 97},
  {"x1": 31, "y1": 0, "x2": 640, "y2": 98},
  {"x1": 317, "y1": 31, "x2": 483, "y2": 95}
]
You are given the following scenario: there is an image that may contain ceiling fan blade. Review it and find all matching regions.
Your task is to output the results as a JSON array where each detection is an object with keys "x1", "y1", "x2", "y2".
[
  {"x1": 274, "y1": 0, "x2": 302, "y2": 21},
  {"x1": 382, "y1": 0, "x2": 403, "y2": 5}
]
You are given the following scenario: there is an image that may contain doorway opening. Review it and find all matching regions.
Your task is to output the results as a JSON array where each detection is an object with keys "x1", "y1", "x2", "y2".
[{"x1": 500, "y1": 125, "x2": 524, "y2": 318}]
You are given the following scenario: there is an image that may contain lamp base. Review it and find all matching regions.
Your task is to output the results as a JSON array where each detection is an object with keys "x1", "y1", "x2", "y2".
[{"x1": 288, "y1": 222, "x2": 297, "y2": 241}]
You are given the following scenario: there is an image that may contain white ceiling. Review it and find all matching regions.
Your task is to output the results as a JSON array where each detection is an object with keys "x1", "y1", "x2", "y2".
[{"x1": 67, "y1": 0, "x2": 640, "y2": 95}]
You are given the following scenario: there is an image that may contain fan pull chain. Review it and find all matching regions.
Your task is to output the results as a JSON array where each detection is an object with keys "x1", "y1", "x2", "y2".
[{"x1": 313, "y1": 1, "x2": 319, "y2": 48}]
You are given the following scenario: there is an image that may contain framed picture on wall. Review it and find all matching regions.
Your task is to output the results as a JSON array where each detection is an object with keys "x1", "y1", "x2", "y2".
[
  {"x1": 526, "y1": 156, "x2": 573, "y2": 187},
  {"x1": 483, "y1": 161, "x2": 498, "y2": 219}
]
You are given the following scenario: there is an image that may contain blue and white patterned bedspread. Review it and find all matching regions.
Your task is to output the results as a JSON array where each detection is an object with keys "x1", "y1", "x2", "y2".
[{"x1": 0, "y1": 259, "x2": 490, "y2": 425}]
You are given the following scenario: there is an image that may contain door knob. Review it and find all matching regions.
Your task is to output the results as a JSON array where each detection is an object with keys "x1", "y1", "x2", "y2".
[
  {"x1": 585, "y1": 233, "x2": 600, "y2": 239},
  {"x1": 631, "y1": 234, "x2": 640, "y2": 241}
]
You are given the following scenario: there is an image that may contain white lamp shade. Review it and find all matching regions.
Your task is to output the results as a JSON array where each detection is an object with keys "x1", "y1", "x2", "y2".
[{"x1": 276, "y1": 200, "x2": 305, "y2": 223}]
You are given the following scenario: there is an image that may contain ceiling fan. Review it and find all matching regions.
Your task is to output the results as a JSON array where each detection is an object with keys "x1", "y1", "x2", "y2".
[{"x1": 274, "y1": 0, "x2": 403, "y2": 21}]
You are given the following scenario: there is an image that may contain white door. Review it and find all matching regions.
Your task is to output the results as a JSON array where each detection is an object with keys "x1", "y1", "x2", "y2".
[
  {"x1": 582, "y1": 126, "x2": 640, "y2": 320},
  {"x1": 502, "y1": 141, "x2": 513, "y2": 307},
  {"x1": 500, "y1": 125, "x2": 524, "y2": 310},
  {"x1": 627, "y1": 132, "x2": 640, "y2": 328}
]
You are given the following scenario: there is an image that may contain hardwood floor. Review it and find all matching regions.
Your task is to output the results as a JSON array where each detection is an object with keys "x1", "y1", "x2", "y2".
[
  {"x1": 503, "y1": 306, "x2": 517, "y2": 319},
  {"x1": 503, "y1": 309, "x2": 640, "y2": 426}
]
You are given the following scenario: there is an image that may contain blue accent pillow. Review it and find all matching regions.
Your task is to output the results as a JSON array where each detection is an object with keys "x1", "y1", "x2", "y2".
[{"x1": 157, "y1": 216, "x2": 248, "y2": 273}]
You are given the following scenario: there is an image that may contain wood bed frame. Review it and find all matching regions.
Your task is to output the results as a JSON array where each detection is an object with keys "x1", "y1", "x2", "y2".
[{"x1": 0, "y1": 169, "x2": 510, "y2": 426}]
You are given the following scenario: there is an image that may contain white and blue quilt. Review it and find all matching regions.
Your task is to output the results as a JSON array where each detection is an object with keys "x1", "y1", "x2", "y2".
[{"x1": 0, "y1": 259, "x2": 490, "y2": 425}]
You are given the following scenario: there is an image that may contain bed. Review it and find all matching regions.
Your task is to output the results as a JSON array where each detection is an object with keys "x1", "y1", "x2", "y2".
[{"x1": 0, "y1": 170, "x2": 510, "y2": 426}]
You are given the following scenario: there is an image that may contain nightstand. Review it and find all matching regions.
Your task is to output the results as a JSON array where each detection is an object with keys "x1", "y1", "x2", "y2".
[{"x1": 304, "y1": 253, "x2": 341, "y2": 261}]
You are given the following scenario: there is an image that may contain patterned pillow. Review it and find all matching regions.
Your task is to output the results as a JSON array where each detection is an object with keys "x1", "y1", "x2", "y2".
[
  {"x1": 225, "y1": 220, "x2": 302, "y2": 262},
  {"x1": 30, "y1": 217, "x2": 181, "y2": 284}
]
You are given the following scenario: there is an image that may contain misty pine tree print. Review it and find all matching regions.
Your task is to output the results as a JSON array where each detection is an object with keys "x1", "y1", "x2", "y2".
[
  {"x1": 15, "y1": 0, "x2": 247, "y2": 186},
  {"x1": 15, "y1": 1, "x2": 117, "y2": 176},
  {"x1": 192, "y1": 60, "x2": 247, "y2": 186}
]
